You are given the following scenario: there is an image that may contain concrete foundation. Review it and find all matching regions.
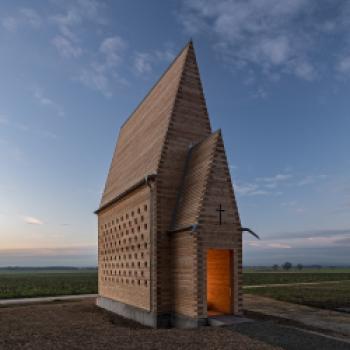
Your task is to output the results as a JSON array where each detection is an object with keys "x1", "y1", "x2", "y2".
[{"x1": 96, "y1": 296, "x2": 208, "y2": 328}]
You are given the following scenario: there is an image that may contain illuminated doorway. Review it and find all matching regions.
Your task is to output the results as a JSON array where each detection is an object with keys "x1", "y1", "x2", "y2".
[{"x1": 206, "y1": 249, "x2": 232, "y2": 316}]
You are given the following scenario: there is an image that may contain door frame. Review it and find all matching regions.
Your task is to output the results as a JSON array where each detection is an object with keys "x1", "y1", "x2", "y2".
[{"x1": 205, "y1": 247, "x2": 236, "y2": 316}]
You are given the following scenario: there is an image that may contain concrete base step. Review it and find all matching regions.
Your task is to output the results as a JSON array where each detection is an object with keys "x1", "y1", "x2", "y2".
[{"x1": 208, "y1": 315, "x2": 254, "y2": 327}]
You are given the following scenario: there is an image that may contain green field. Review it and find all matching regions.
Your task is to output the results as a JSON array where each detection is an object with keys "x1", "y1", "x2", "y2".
[
  {"x1": 243, "y1": 272, "x2": 350, "y2": 286},
  {"x1": 245, "y1": 280, "x2": 350, "y2": 310},
  {"x1": 1, "y1": 267, "x2": 350, "y2": 303},
  {"x1": 0, "y1": 269, "x2": 97, "y2": 299}
]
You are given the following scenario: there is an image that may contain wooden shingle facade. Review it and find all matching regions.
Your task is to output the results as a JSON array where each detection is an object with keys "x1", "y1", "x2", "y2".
[{"x1": 96, "y1": 42, "x2": 243, "y2": 328}]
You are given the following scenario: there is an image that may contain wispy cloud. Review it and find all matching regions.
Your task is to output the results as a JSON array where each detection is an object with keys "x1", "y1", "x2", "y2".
[
  {"x1": 52, "y1": 35, "x2": 83, "y2": 58},
  {"x1": 336, "y1": 55, "x2": 350, "y2": 77},
  {"x1": 134, "y1": 53, "x2": 153, "y2": 75},
  {"x1": 77, "y1": 35, "x2": 127, "y2": 96},
  {"x1": 49, "y1": 0, "x2": 128, "y2": 97},
  {"x1": 236, "y1": 171, "x2": 329, "y2": 197},
  {"x1": 297, "y1": 174, "x2": 328, "y2": 186},
  {"x1": 236, "y1": 172, "x2": 292, "y2": 196},
  {"x1": 178, "y1": 0, "x2": 350, "y2": 84},
  {"x1": 24, "y1": 216, "x2": 43, "y2": 225},
  {"x1": 100, "y1": 36, "x2": 125, "y2": 66},
  {"x1": 258, "y1": 174, "x2": 293, "y2": 182},
  {"x1": 49, "y1": 1, "x2": 105, "y2": 59},
  {"x1": 268, "y1": 228, "x2": 350, "y2": 240},
  {"x1": 19, "y1": 8, "x2": 42, "y2": 28},
  {"x1": 0, "y1": 114, "x2": 57, "y2": 139},
  {"x1": 32, "y1": 87, "x2": 64, "y2": 116},
  {"x1": 2, "y1": 7, "x2": 41, "y2": 32},
  {"x1": 133, "y1": 47, "x2": 175, "y2": 76},
  {"x1": 235, "y1": 183, "x2": 269, "y2": 196},
  {"x1": 267, "y1": 243, "x2": 292, "y2": 249},
  {"x1": 1, "y1": 16, "x2": 18, "y2": 32}
]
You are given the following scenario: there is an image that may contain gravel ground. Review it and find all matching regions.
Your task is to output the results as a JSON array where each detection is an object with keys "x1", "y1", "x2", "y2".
[
  {"x1": 0, "y1": 299, "x2": 280, "y2": 350},
  {"x1": 231, "y1": 321, "x2": 350, "y2": 350}
]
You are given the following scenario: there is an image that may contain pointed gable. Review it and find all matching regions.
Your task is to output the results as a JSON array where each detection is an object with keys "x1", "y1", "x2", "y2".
[
  {"x1": 171, "y1": 131, "x2": 220, "y2": 230},
  {"x1": 199, "y1": 132, "x2": 241, "y2": 228},
  {"x1": 99, "y1": 43, "x2": 191, "y2": 208},
  {"x1": 172, "y1": 131, "x2": 240, "y2": 230}
]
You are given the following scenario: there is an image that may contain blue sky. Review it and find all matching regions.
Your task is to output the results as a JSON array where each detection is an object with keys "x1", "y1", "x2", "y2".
[{"x1": 1, "y1": 0, "x2": 350, "y2": 266}]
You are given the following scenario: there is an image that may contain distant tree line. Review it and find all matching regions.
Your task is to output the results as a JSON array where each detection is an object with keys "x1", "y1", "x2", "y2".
[{"x1": 272, "y1": 262, "x2": 304, "y2": 271}]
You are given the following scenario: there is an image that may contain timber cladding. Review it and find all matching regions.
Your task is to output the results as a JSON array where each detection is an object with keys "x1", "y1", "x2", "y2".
[
  {"x1": 96, "y1": 41, "x2": 244, "y2": 327},
  {"x1": 98, "y1": 186, "x2": 151, "y2": 311}
]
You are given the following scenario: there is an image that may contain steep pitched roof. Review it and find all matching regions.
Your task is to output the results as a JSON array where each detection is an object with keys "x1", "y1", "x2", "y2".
[{"x1": 99, "y1": 42, "x2": 193, "y2": 208}]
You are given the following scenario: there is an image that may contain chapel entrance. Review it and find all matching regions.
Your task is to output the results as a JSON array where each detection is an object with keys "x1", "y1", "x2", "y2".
[{"x1": 206, "y1": 249, "x2": 232, "y2": 316}]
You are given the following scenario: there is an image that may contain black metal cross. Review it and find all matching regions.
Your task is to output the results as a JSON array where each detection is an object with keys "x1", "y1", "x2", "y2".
[{"x1": 216, "y1": 204, "x2": 225, "y2": 225}]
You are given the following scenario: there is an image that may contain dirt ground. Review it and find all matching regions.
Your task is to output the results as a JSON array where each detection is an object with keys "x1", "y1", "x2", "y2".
[{"x1": 0, "y1": 298, "x2": 280, "y2": 350}]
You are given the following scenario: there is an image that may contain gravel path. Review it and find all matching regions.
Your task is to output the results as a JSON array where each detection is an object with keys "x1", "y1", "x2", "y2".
[
  {"x1": 244, "y1": 294, "x2": 350, "y2": 337},
  {"x1": 0, "y1": 299, "x2": 280, "y2": 350},
  {"x1": 0, "y1": 294, "x2": 98, "y2": 306},
  {"x1": 231, "y1": 321, "x2": 350, "y2": 350}
]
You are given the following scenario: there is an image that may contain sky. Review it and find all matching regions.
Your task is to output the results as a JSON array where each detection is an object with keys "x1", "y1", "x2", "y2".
[{"x1": 0, "y1": 0, "x2": 350, "y2": 267}]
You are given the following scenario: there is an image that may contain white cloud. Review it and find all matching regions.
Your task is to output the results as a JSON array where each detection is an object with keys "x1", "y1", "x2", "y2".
[
  {"x1": 24, "y1": 216, "x2": 43, "y2": 225},
  {"x1": 248, "y1": 241, "x2": 261, "y2": 247},
  {"x1": 337, "y1": 55, "x2": 350, "y2": 76},
  {"x1": 1, "y1": 17, "x2": 18, "y2": 32},
  {"x1": 50, "y1": 0, "x2": 103, "y2": 41},
  {"x1": 293, "y1": 60, "x2": 316, "y2": 81},
  {"x1": 133, "y1": 47, "x2": 175, "y2": 76},
  {"x1": 267, "y1": 243, "x2": 292, "y2": 249},
  {"x1": 19, "y1": 8, "x2": 41, "y2": 28},
  {"x1": 78, "y1": 65, "x2": 111, "y2": 97},
  {"x1": 32, "y1": 87, "x2": 64, "y2": 116},
  {"x1": 134, "y1": 53, "x2": 153, "y2": 75},
  {"x1": 178, "y1": 0, "x2": 350, "y2": 82},
  {"x1": 235, "y1": 183, "x2": 271, "y2": 196},
  {"x1": 77, "y1": 36, "x2": 127, "y2": 97},
  {"x1": 100, "y1": 36, "x2": 126, "y2": 66},
  {"x1": 297, "y1": 174, "x2": 328, "y2": 186},
  {"x1": 2, "y1": 8, "x2": 41, "y2": 32},
  {"x1": 52, "y1": 35, "x2": 82, "y2": 58},
  {"x1": 258, "y1": 174, "x2": 293, "y2": 182}
]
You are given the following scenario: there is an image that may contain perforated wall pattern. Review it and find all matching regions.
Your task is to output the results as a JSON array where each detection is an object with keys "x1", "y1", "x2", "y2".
[{"x1": 98, "y1": 186, "x2": 151, "y2": 311}]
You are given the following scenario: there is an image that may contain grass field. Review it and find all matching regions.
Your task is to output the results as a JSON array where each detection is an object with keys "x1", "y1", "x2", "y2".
[
  {"x1": 245, "y1": 280, "x2": 350, "y2": 310},
  {"x1": 1, "y1": 267, "x2": 350, "y2": 303},
  {"x1": 243, "y1": 272, "x2": 350, "y2": 286},
  {"x1": 0, "y1": 269, "x2": 97, "y2": 299}
]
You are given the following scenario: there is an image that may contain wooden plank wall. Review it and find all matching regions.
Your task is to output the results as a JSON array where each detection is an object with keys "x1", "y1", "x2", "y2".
[
  {"x1": 156, "y1": 43, "x2": 212, "y2": 315},
  {"x1": 98, "y1": 186, "x2": 152, "y2": 311},
  {"x1": 170, "y1": 232, "x2": 198, "y2": 317},
  {"x1": 198, "y1": 134, "x2": 243, "y2": 317}
]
